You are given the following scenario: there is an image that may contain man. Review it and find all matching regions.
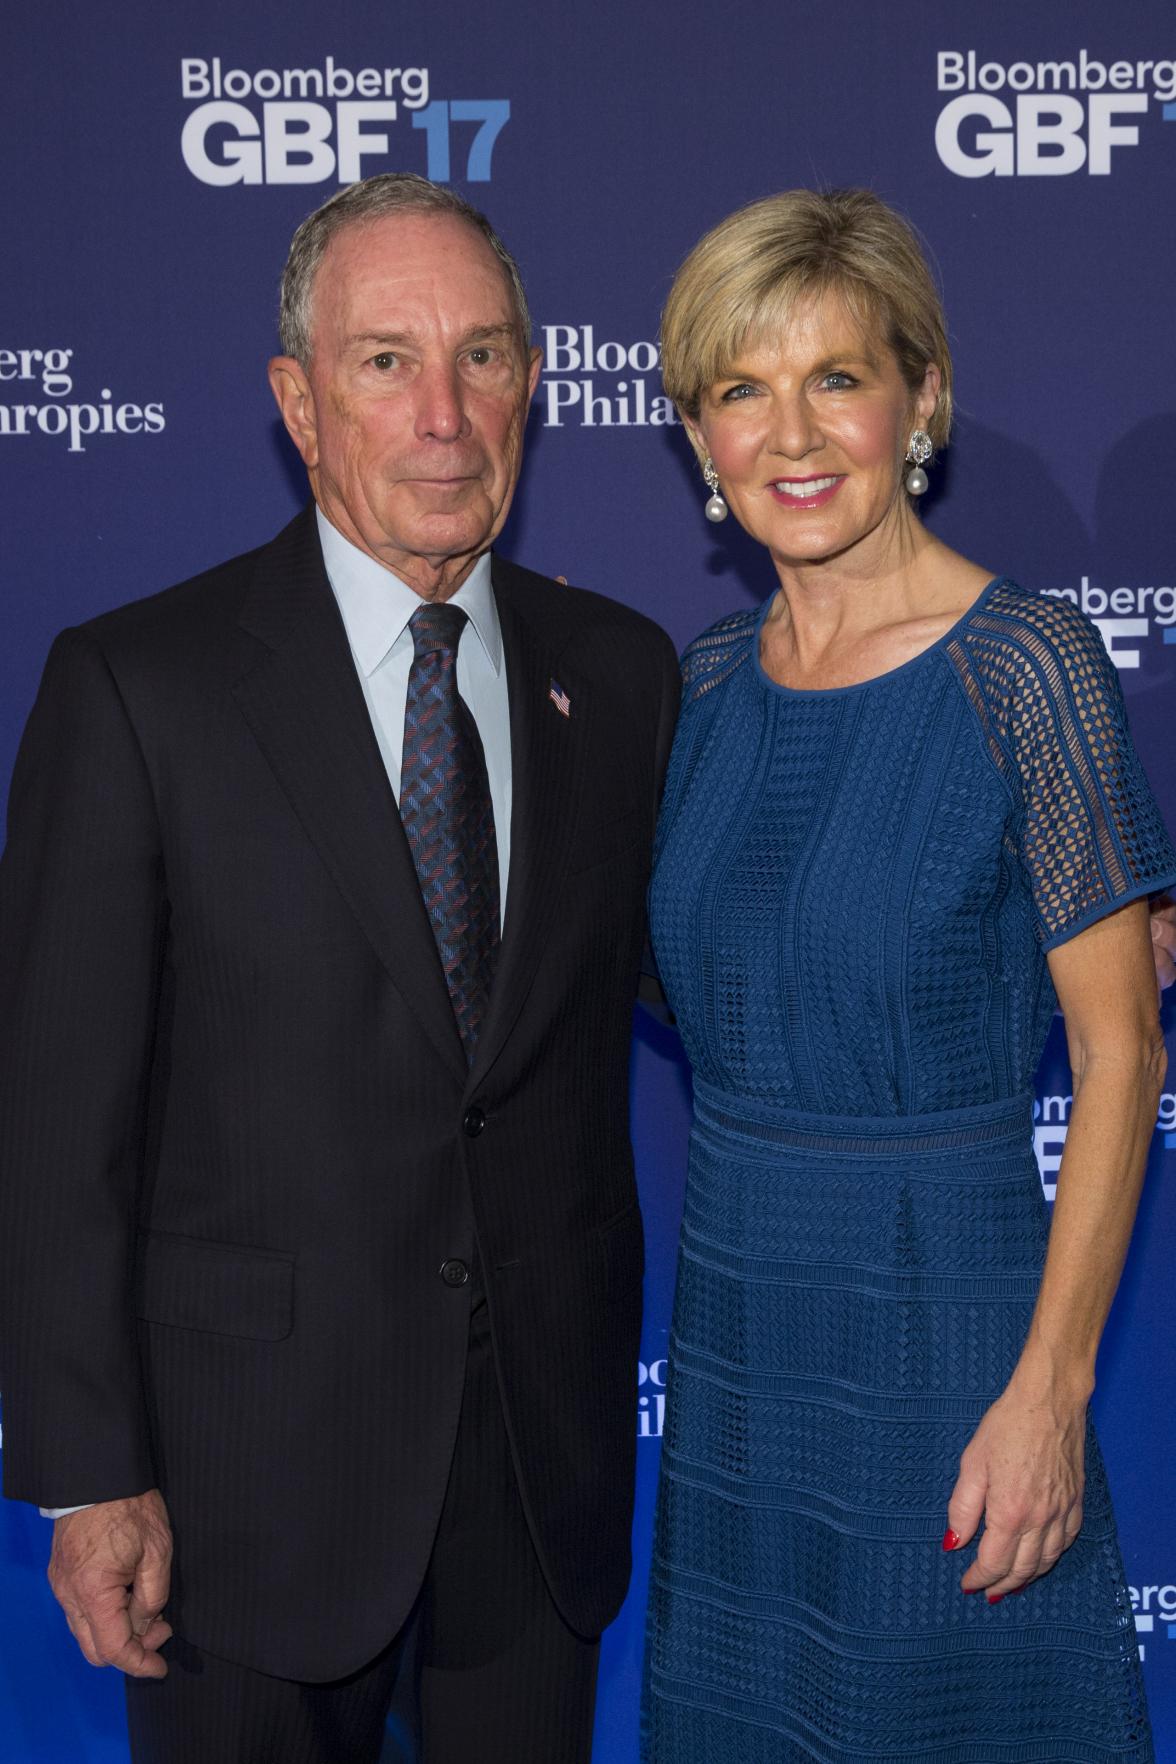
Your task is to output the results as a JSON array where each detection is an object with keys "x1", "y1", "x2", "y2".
[{"x1": 0, "y1": 174, "x2": 679, "y2": 1761}]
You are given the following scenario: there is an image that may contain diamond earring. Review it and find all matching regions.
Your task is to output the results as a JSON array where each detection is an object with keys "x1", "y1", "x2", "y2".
[
  {"x1": 904, "y1": 429, "x2": 933, "y2": 497},
  {"x1": 703, "y1": 458, "x2": 728, "y2": 522}
]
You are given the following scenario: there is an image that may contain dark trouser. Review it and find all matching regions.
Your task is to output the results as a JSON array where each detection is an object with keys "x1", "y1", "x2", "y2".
[{"x1": 126, "y1": 1301, "x2": 600, "y2": 1763}]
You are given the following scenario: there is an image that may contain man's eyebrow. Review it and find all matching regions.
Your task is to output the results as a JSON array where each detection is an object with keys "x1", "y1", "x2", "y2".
[
  {"x1": 343, "y1": 330, "x2": 418, "y2": 350},
  {"x1": 343, "y1": 324, "x2": 518, "y2": 350}
]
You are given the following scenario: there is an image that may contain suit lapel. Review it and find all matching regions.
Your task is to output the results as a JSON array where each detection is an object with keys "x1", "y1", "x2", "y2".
[
  {"x1": 472, "y1": 559, "x2": 590, "y2": 1084},
  {"x1": 232, "y1": 509, "x2": 467, "y2": 1083}
]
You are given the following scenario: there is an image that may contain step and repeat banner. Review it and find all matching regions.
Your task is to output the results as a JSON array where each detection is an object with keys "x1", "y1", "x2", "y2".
[{"x1": 2, "y1": 2, "x2": 1174, "y2": 1758}]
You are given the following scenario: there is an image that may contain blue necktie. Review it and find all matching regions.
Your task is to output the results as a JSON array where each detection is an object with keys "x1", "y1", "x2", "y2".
[{"x1": 400, "y1": 603, "x2": 500, "y2": 1060}]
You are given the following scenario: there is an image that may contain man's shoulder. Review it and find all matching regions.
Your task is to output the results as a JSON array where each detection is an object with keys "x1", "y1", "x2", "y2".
[
  {"x1": 81, "y1": 549, "x2": 257, "y2": 644},
  {"x1": 75, "y1": 509, "x2": 313, "y2": 663}
]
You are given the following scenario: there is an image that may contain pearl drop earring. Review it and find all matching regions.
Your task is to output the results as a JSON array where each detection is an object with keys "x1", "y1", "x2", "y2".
[
  {"x1": 703, "y1": 458, "x2": 728, "y2": 522},
  {"x1": 904, "y1": 429, "x2": 933, "y2": 497}
]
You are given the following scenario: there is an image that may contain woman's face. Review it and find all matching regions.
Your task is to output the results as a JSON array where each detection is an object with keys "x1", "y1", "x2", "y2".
[{"x1": 688, "y1": 288, "x2": 939, "y2": 572}]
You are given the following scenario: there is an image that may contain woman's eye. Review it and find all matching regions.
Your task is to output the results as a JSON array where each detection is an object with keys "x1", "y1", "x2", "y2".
[
  {"x1": 720, "y1": 383, "x2": 756, "y2": 402},
  {"x1": 822, "y1": 371, "x2": 857, "y2": 390}
]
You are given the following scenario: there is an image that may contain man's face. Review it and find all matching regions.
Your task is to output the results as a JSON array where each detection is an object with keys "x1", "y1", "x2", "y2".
[{"x1": 269, "y1": 211, "x2": 541, "y2": 597}]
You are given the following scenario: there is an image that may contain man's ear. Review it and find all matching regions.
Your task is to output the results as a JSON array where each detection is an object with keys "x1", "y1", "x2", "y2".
[
  {"x1": 525, "y1": 345, "x2": 542, "y2": 410},
  {"x1": 268, "y1": 357, "x2": 318, "y2": 470}
]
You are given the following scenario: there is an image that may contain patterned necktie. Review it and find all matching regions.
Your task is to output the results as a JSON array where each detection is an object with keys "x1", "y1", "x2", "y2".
[{"x1": 400, "y1": 602, "x2": 500, "y2": 1060}]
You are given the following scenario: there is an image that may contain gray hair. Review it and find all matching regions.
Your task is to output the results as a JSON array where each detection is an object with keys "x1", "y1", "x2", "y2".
[{"x1": 278, "y1": 172, "x2": 532, "y2": 364}]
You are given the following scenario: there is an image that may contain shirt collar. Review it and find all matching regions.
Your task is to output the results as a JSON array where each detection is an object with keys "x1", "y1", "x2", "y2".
[{"x1": 316, "y1": 506, "x2": 502, "y2": 679}]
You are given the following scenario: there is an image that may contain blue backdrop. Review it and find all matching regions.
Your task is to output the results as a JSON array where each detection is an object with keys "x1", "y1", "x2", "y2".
[{"x1": 2, "y1": 2, "x2": 1175, "y2": 1757}]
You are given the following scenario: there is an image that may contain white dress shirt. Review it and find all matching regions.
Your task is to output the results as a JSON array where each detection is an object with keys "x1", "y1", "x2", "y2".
[
  {"x1": 39, "y1": 512, "x2": 514, "y2": 1519},
  {"x1": 317, "y1": 508, "x2": 512, "y2": 919}
]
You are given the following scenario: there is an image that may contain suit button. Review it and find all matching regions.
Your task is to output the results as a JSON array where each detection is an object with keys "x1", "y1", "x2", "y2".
[
  {"x1": 463, "y1": 1105, "x2": 486, "y2": 1138},
  {"x1": 440, "y1": 1259, "x2": 469, "y2": 1287}
]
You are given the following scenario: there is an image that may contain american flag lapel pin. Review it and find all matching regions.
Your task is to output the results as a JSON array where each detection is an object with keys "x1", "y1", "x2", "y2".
[{"x1": 548, "y1": 678, "x2": 571, "y2": 718}]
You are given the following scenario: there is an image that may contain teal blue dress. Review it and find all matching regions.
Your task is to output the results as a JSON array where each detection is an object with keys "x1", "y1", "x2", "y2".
[{"x1": 643, "y1": 579, "x2": 1175, "y2": 1762}]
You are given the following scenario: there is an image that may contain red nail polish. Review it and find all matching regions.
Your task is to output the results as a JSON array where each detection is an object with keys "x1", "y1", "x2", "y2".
[
  {"x1": 987, "y1": 1594, "x2": 1004, "y2": 1606},
  {"x1": 962, "y1": 1586, "x2": 981, "y2": 1595},
  {"x1": 942, "y1": 1529, "x2": 960, "y2": 1551}
]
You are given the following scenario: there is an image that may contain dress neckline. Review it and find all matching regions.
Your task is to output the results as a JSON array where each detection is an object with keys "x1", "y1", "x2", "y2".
[{"x1": 752, "y1": 573, "x2": 1005, "y2": 700}]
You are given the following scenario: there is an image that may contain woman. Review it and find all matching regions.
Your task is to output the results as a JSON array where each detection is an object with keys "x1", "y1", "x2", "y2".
[{"x1": 643, "y1": 189, "x2": 1175, "y2": 1761}]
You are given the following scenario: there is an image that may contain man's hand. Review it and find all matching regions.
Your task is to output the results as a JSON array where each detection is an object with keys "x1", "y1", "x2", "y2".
[
  {"x1": 1151, "y1": 898, "x2": 1176, "y2": 993},
  {"x1": 48, "y1": 1490, "x2": 173, "y2": 1677}
]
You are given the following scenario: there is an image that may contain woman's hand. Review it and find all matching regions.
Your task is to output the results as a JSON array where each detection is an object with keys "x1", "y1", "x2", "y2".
[
  {"x1": 946, "y1": 900, "x2": 1164, "y2": 1602},
  {"x1": 944, "y1": 1373, "x2": 1086, "y2": 1600}
]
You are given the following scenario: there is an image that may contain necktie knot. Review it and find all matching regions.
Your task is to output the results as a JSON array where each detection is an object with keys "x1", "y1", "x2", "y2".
[{"x1": 410, "y1": 601, "x2": 467, "y2": 658}]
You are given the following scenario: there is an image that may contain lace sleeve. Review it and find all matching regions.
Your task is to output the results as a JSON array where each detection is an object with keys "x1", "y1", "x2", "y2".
[{"x1": 966, "y1": 590, "x2": 1176, "y2": 950}]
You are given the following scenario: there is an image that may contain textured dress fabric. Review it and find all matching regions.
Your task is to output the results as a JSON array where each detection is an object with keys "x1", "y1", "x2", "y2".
[{"x1": 643, "y1": 578, "x2": 1176, "y2": 1763}]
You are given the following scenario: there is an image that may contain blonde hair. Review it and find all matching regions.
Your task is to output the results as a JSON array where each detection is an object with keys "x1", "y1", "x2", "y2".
[{"x1": 660, "y1": 188, "x2": 952, "y2": 452}]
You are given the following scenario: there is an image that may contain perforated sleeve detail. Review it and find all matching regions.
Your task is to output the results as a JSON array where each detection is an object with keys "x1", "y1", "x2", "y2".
[
  {"x1": 952, "y1": 583, "x2": 1176, "y2": 948},
  {"x1": 680, "y1": 608, "x2": 758, "y2": 703}
]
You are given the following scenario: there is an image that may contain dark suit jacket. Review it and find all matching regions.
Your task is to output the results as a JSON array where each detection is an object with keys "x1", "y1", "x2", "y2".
[{"x1": 0, "y1": 506, "x2": 680, "y2": 1681}]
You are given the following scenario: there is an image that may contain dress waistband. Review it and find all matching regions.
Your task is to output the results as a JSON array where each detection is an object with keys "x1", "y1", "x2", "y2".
[{"x1": 691, "y1": 1080, "x2": 1034, "y2": 1158}]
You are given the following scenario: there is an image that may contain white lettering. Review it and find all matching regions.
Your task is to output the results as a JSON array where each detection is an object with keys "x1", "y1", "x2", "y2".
[
  {"x1": 582, "y1": 381, "x2": 615, "y2": 426},
  {"x1": 284, "y1": 67, "x2": 324, "y2": 98},
  {"x1": 181, "y1": 101, "x2": 262, "y2": 185},
  {"x1": 1092, "y1": 617, "x2": 1148, "y2": 669},
  {"x1": 1078, "y1": 49, "x2": 1107, "y2": 92},
  {"x1": 1015, "y1": 96, "x2": 1086, "y2": 174},
  {"x1": 935, "y1": 96, "x2": 1015, "y2": 177},
  {"x1": 1037, "y1": 61, "x2": 1078, "y2": 92},
  {"x1": 937, "y1": 51, "x2": 965, "y2": 92},
  {"x1": 1034, "y1": 1123, "x2": 1066, "y2": 1200},
  {"x1": 65, "y1": 405, "x2": 100, "y2": 453},
  {"x1": 336, "y1": 101, "x2": 398, "y2": 182},
  {"x1": 263, "y1": 103, "x2": 335, "y2": 183},
  {"x1": 1087, "y1": 93, "x2": 1147, "y2": 174},
  {"x1": 325, "y1": 55, "x2": 354, "y2": 98},
  {"x1": 401, "y1": 68, "x2": 429, "y2": 108},
  {"x1": 543, "y1": 326, "x2": 582, "y2": 372},
  {"x1": 543, "y1": 380, "x2": 581, "y2": 425},
  {"x1": 637, "y1": 1392, "x2": 666, "y2": 1438},
  {"x1": 180, "y1": 57, "x2": 210, "y2": 99}
]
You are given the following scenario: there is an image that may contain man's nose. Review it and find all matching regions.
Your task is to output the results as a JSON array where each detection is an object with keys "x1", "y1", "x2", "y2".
[{"x1": 414, "y1": 364, "x2": 469, "y2": 443}]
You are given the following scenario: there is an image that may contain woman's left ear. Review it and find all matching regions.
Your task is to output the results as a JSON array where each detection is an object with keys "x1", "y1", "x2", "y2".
[
  {"x1": 683, "y1": 417, "x2": 708, "y2": 465},
  {"x1": 916, "y1": 363, "x2": 942, "y2": 426}
]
